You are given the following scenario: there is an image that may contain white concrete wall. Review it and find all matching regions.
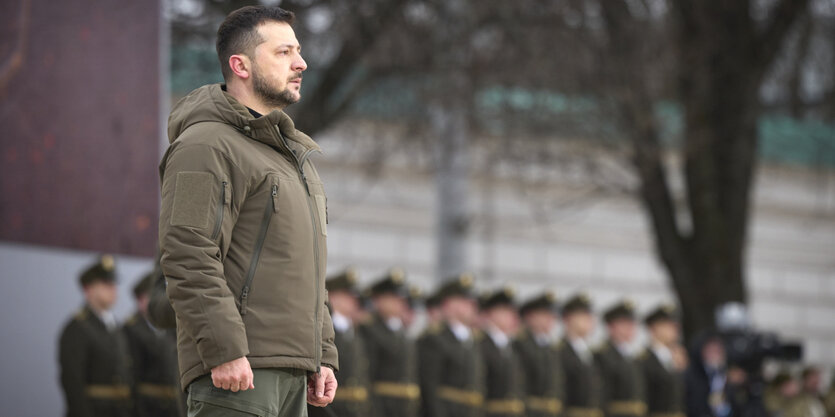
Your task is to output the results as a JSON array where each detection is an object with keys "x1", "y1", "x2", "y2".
[{"x1": 316, "y1": 136, "x2": 835, "y2": 369}]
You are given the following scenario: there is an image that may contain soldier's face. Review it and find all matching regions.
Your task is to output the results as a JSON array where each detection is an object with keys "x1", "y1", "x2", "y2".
[
  {"x1": 564, "y1": 311, "x2": 595, "y2": 338},
  {"x1": 83, "y1": 281, "x2": 117, "y2": 311},
  {"x1": 523, "y1": 310, "x2": 557, "y2": 335},
  {"x1": 607, "y1": 318, "x2": 637, "y2": 344},
  {"x1": 442, "y1": 296, "x2": 478, "y2": 326},
  {"x1": 329, "y1": 291, "x2": 361, "y2": 319},
  {"x1": 650, "y1": 320, "x2": 680, "y2": 345},
  {"x1": 373, "y1": 293, "x2": 407, "y2": 319},
  {"x1": 484, "y1": 306, "x2": 519, "y2": 335}
]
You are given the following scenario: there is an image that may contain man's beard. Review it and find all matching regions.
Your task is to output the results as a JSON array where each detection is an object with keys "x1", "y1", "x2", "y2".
[{"x1": 252, "y1": 64, "x2": 300, "y2": 110}]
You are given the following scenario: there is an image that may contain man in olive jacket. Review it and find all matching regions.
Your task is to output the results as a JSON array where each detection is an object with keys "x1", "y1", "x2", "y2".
[{"x1": 158, "y1": 6, "x2": 338, "y2": 417}]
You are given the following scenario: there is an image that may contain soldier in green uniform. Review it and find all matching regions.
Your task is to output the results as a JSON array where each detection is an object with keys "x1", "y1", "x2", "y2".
[
  {"x1": 309, "y1": 268, "x2": 372, "y2": 417},
  {"x1": 58, "y1": 255, "x2": 133, "y2": 417},
  {"x1": 359, "y1": 268, "x2": 421, "y2": 417},
  {"x1": 123, "y1": 271, "x2": 185, "y2": 417},
  {"x1": 559, "y1": 293, "x2": 603, "y2": 417},
  {"x1": 595, "y1": 300, "x2": 645, "y2": 417},
  {"x1": 515, "y1": 291, "x2": 564, "y2": 417},
  {"x1": 418, "y1": 273, "x2": 485, "y2": 417},
  {"x1": 479, "y1": 287, "x2": 525, "y2": 417},
  {"x1": 639, "y1": 305, "x2": 685, "y2": 417}
]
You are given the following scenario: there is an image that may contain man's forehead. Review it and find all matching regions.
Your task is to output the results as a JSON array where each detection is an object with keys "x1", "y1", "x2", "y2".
[{"x1": 256, "y1": 21, "x2": 299, "y2": 47}]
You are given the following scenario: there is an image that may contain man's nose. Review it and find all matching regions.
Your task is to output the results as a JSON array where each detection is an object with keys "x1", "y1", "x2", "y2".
[{"x1": 293, "y1": 54, "x2": 307, "y2": 72}]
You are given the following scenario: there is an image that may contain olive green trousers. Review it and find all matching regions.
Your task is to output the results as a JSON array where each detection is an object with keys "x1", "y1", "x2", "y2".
[{"x1": 188, "y1": 368, "x2": 308, "y2": 417}]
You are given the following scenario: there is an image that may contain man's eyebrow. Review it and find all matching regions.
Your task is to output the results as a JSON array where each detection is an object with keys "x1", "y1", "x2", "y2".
[{"x1": 276, "y1": 43, "x2": 301, "y2": 50}]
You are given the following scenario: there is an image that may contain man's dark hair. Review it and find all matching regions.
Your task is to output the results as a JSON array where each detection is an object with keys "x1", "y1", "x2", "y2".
[{"x1": 216, "y1": 6, "x2": 295, "y2": 81}]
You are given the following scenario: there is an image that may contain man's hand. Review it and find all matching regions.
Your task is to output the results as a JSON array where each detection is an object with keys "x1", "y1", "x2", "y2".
[
  {"x1": 211, "y1": 356, "x2": 254, "y2": 392},
  {"x1": 307, "y1": 367, "x2": 337, "y2": 407}
]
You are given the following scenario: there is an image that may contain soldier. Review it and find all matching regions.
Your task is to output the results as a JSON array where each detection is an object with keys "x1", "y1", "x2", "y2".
[
  {"x1": 418, "y1": 273, "x2": 485, "y2": 417},
  {"x1": 404, "y1": 285, "x2": 423, "y2": 330},
  {"x1": 515, "y1": 291, "x2": 564, "y2": 417},
  {"x1": 360, "y1": 268, "x2": 421, "y2": 417},
  {"x1": 123, "y1": 271, "x2": 184, "y2": 417},
  {"x1": 309, "y1": 269, "x2": 372, "y2": 417},
  {"x1": 559, "y1": 293, "x2": 603, "y2": 417},
  {"x1": 58, "y1": 255, "x2": 132, "y2": 417},
  {"x1": 479, "y1": 287, "x2": 525, "y2": 417},
  {"x1": 596, "y1": 300, "x2": 645, "y2": 417},
  {"x1": 639, "y1": 305, "x2": 685, "y2": 417},
  {"x1": 424, "y1": 291, "x2": 443, "y2": 328}
]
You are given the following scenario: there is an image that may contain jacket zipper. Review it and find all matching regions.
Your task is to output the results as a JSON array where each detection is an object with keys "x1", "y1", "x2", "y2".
[
  {"x1": 211, "y1": 181, "x2": 227, "y2": 240},
  {"x1": 239, "y1": 184, "x2": 277, "y2": 315},
  {"x1": 276, "y1": 126, "x2": 323, "y2": 373}
]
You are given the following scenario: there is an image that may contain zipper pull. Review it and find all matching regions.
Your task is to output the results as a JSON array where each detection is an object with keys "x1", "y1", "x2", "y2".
[
  {"x1": 271, "y1": 185, "x2": 278, "y2": 211},
  {"x1": 240, "y1": 287, "x2": 249, "y2": 315}
]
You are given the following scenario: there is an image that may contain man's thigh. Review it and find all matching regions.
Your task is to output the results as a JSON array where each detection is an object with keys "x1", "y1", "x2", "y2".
[{"x1": 187, "y1": 368, "x2": 308, "y2": 417}]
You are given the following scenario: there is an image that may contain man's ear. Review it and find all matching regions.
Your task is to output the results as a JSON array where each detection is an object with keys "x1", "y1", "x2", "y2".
[{"x1": 229, "y1": 54, "x2": 251, "y2": 80}]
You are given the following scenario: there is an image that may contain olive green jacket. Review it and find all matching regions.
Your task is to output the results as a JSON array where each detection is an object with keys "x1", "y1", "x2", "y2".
[{"x1": 159, "y1": 84, "x2": 337, "y2": 389}]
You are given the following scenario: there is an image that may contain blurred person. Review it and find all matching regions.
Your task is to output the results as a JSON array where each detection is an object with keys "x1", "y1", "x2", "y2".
[
  {"x1": 514, "y1": 291, "x2": 565, "y2": 417},
  {"x1": 418, "y1": 274, "x2": 485, "y2": 417},
  {"x1": 359, "y1": 268, "x2": 421, "y2": 417},
  {"x1": 58, "y1": 255, "x2": 132, "y2": 417},
  {"x1": 559, "y1": 293, "x2": 603, "y2": 417},
  {"x1": 801, "y1": 367, "x2": 823, "y2": 401},
  {"x1": 685, "y1": 332, "x2": 737, "y2": 417},
  {"x1": 596, "y1": 300, "x2": 646, "y2": 417},
  {"x1": 424, "y1": 292, "x2": 444, "y2": 327},
  {"x1": 767, "y1": 372, "x2": 824, "y2": 417},
  {"x1": 309, "y1": 270, "x2": 371, "y2": 417},
  {"x1": 479, "y1": 287, "x2": 525, "y2": 417},
  {"x1": 640, "y1": 305, "x2": 686, "y2": 417},
  {"x1": 158, "y1": 5, "x2": 338, "y2": 417},
  {"x1": 123, "y1": 271, "x2": 184, "y2": 417}
]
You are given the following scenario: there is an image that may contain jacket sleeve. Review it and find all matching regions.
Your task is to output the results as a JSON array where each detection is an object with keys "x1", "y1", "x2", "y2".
[
  {"x1": 159, "y1": 143, "x2": 249, "y2": 369},
  {"x1": 59, "y1": 321, "x2": 91, "y2": 417},
  {"x1": 320, "y1": 299, "x2": 338, "y2": 371}
]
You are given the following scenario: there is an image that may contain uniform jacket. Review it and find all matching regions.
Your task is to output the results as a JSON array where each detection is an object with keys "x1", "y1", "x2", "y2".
[
  {"x1": 640, "y1": 348, "x2": 685, "y2": 417},
  {"x1": 480, "y1": 332, "x2": 526, "y2": 417},
  {"x1": 310, "y1": 324, "x2": 370, "y2": 417},
  {"x1": 418, "y1": 323, "x2": 485, "y2": 417},
  {"x1": 595, "y1": 341, "x2": 646, "y2": 417},
  {"x1": 159, "y1": 84, "x2": 338, "y2": 389},
  {"x1": 58, "y1": 305, "x2": 132, "y2": 417},
  {"x1": 123, "y1": 312, "x2": 184, "y2": 417},
  {"x1": 559, "y1": 338, "x2": 603, "y2": 416},
  {"x1": 359, "y1": 314, "x2": 421, "y2": 417},
  {"x1": 514, "y1": 329, "x2": 565, "y2": 417}
]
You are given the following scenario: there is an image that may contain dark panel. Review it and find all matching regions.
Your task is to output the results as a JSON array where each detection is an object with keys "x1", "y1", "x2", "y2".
[{"x1": 0, "y1": 0, "x2": 161, "y2": 256}]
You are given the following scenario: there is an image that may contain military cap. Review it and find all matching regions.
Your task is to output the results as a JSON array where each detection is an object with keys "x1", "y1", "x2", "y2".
[
  {"x1": 132, "y1": 270, "x2": 156, "y2": 299},
  {"x1": 644, "y1": 303, "x2": 678, "y2": 326},
  {"x1": 424, "y1": 291, "x2": 442, "y2": 309},
  {"x1": 603, "y1": 299, "x2": 637, "y2": 323},
  {"x1": 368, "y1": 267, "x2": 409, "y2": 297},
  {"x1": 561, "y1": 292, "x2": 593, "y2": 316},
  {"x1": 325, "y1": 267, "x2": 361, "y2": 296},
  {"x1": 407, "y1": 285, "x2": 424, "y2": 309},
  {"x1": 519, "y1": 291, "x2": 559, "y2": 316},
  {"x1": 432, "y1": 272, "x2": 477, "y2": 302},
  {"x1": 79, "y1": 254, "x2": 117, "y2": 287},
  {"x1": 480, "y1": 286, "x2": 517, "y2": 310},
  {"x1": 771, "y1": 371, "x2": 794, "y2": 387}
]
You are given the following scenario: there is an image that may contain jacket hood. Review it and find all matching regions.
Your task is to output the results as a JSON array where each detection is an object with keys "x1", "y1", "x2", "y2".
[{"x1": 167, "y1": 83, "x2": 320, "y2": 152}]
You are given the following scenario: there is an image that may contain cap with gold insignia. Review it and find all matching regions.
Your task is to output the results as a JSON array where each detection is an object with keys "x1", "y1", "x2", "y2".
[
  {"x1": 367, "y1": 267, "x2": 409, "y2": 297},
  {"x1": 644, "y1": 303, "x2": 678, "y2": 326},
  {"x1": 79, "y1": 255, "x2": 117, "y2": 287},
  {"x1": 480, "y1": 286, "x2": 517, "y2": 310},
  {"x1": 432, "y1": 272, "x2": 477, "y2": 302},
  {"x1": 519, "y1": 291, "x2": 559, "y2": 316},
  {"x1": 132, "y1": 270, "x2": 157, "y2": 299},
  {"x1": 326, "y1": 267, "x2": 361, "y2": 296},
  {"x1": 603, "y1": 299, "x2": 637, "y2": 323},
  {"x1": 407, "y1": 285, "x2": 424, "y2": 309},
  {"x1": 561, "y1": 292, "x2": 593, "y2": 316}
]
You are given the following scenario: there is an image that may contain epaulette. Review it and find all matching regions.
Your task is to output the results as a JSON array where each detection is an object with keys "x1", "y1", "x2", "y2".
[
  {"x1": 636, "y1": 348, "x2": 650, "y2": 360},
  {"x1": 593, "y1": 342, "x2": 609, "y2": 354},
  {"x1": 356, "y1": 314, "x2": 373, "y2": 326},
  {"x1": 427, "y1": 322, "x2": 443, "y2": 335},
  {"x1": 125, "y1": 314, "x2": 139, "y2": 326},
  {"x1": 472, "y1": 328, "x2": 484, "y2": 342}
]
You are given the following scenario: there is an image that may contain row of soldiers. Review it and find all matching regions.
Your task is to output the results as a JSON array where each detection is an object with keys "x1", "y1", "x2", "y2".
[
  {"x1": 314, "y1": 268, "x2": 688, "y2": 417},
  {"x1": 58, "y1": 256, "x2": 184, "y2": 417}
]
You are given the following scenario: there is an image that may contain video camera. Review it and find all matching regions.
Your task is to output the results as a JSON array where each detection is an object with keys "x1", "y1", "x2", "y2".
[{"x1": 716, "y1": 303, "x2": 803, "y2": 372}]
